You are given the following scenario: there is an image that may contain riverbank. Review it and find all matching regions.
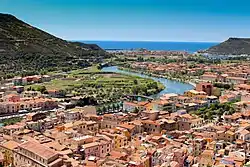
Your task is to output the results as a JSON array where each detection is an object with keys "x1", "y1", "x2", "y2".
[
  {"x1": 28, "y1": 67, "x2": 164, "y2": 105},
  {"x1": 101, "y1": 66, "x2": 194, "y2": 97},
  {"x1": 118, "y1": 66, "x2": 196, "y2": 87}
]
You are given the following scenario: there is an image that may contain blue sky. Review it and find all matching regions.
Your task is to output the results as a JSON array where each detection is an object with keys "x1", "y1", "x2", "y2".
[{"x1": 1, "y1": 0, "x2": 250, "y2": 42}]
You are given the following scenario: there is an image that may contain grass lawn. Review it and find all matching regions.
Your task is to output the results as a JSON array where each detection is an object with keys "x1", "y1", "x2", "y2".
[
  {"x1": 69, "y1": 65, "x2": 100, "y2": 76},
  {"x1": 26, "y1": 70, "x2": 165, "y2": 105}
]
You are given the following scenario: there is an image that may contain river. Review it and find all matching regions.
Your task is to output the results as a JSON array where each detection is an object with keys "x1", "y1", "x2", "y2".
[{"x1": 101, "y1": 66, "x2": 194, "y2": 98}]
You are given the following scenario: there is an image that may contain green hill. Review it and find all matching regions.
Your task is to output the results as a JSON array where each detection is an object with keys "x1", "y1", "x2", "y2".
[
  {"x1": 205, "y1": 38, "x2": 250, "y2": 55},
  {"x1": 0, "y1": 13, "x2": 110, "y2": 78}
]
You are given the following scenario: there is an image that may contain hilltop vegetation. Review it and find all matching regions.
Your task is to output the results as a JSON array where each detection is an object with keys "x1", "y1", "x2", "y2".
[
  {"x1": 205, "y1": 38, "x2": 250, "y2": 55},
  {"x1": 0, "y1": 13, "x2": 111, "y2": 79}
]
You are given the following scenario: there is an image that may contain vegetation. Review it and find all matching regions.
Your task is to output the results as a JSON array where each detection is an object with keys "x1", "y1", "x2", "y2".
[
  {"x1": 112, "y1": 53, "x2": 223, "y2": 66},
  {"x1": 96, "y1": 102, "x2": 123, "y2": 115},
  {"x1": 110, "y1": 53, "x2": 230, "y2": 86},
  {"x1": 0, "y1": 117, "x2": 23, "y2": 126},
  {"x1": 27, "y1": 85, "x2": 47, "y2": 94},
  {"x1": 118, "y1": 66, "x2": 193, "y2": 83},
  {"x1": 26, "y1": 70, "x2": 164, "y2": 106},
  {"x1": 0, "y1": 13, "x2": 111, "y2": 79},
  {"x1": 213, "y1": 82, "x2": 232, "y2": 90},
  {"x1": 205, "y1": 37, "x2": 250, "y2": 55},
  {"x1": 192, "y1": 100, "x2": 239, "y2": 120}
]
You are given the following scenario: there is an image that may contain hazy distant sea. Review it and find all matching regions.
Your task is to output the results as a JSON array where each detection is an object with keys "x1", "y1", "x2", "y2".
[{"x1": 81, "y1": 41, "x2": 218, "y2": 53}]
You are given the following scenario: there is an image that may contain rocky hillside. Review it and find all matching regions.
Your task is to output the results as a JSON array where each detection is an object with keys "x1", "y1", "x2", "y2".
[
  {"x1": 205, "y1": 38, "x2": 250, "y2": 55},
  {"x1": 0, "y1": 13, "x2": 110, "y2": 78}
]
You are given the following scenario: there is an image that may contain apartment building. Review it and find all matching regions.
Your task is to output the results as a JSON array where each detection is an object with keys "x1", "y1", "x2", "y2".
[
  {"x1": 102, "y1": 113, "x2": 128, "y2": 129},
  {"x1": 14, "y1": 141, "x2": 63, "y2": 167}
]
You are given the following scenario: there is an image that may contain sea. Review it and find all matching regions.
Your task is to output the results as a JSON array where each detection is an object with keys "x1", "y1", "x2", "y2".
[{"x1": 82, "y1": 41, "x2": 218, "y2": 53}]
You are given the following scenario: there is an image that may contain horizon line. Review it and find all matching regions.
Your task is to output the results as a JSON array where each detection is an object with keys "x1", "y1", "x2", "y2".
[{"x1": 70, "y1": 39, "x2": 220, "y2": 43}]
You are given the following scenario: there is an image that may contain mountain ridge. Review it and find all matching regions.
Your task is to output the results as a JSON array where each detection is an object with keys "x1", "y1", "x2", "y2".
[
  {"x1": 204, "y1": 37, "x2": 250, "y2": 55},
  {"x1": 0, "y1": 13, "x2": 110, "y2": 78}
]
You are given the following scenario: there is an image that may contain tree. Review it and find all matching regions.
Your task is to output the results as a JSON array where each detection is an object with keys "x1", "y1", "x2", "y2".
[
  {"x1": 243, "y1": 103, "x2": 248, "y2": 111},
  {"x1": 134, "y1": 107, "x2": 139, "y2": 113},
  {"x1": 96, "y1": 107, "x2": 101, "y2": 114},
  {"x1": 37, "y1": 86, "x2": 47, "y2": 94},
  {"x1": 103, "y1": 106, "x2": 107, "y2": 112},
  {"x1": 112, "y1": 103, "x2": 116, "y2": 110},
  {"x1": 59, "y1": 90, "x2": 67, "y2": 97},
  {"x1": 133, "y1": 79, "x2": 138, "y2": 85}
]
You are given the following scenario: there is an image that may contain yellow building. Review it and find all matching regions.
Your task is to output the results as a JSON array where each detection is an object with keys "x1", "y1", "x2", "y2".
[
  {"x1": 101, "y1": 131, "x2": 128, "y2": 149},
  {"x1": 0, "y1": 140, "x2": 19, "y2": 166},
  {"x1": 114, "y1": 134, "x2": 128, "y2": 149},
  {"x1": 142, "y1": 156, "x2": 150, "y2": 167},
  {"x1": 185, "y1": 90, "x2": 206, "y2": 97},
  {"x1": 198, "y1": 150, "x2": 214, "y2": 167}
]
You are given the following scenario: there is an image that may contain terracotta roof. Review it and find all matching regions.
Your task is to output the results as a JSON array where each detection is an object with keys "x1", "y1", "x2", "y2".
[
  {"x1": 109, "y1": 151, "x2": 127, "y2": 159},
  {"x1": 151, "y1": 135, "x2": 165, "y2": 141},
  {"x1": 142, "y1": 120, "x2": 160, "y2": 126},
  {"x1": 131, "y1": 120, "x2": 142, "y2": 125},
  {"x1": 177, "y1": 96, "x2": 190, "y2": 100},
  {"x1": 201, "y1": 74, "x2": 217, "y2": 78},
  {"x1": 179, "y1": 114, "x2": 194, "y2": 120},
  {"x1": 19, "y1": 141, "x2": 58, "y2": 160},
  {"x1": 237, "y1": 84, "x2": 250, "y2": 89},
  {"x1": 170, "y1": 161, "x2": 179, "y2": 167},
  {"x1": 239, "y1": 129, "x2": 250, "y2": 135},
  {"x1": 243, "y1": 111, "x2": 250, "y2": 117},
  {"x1": 2, "y1": 140, "x2": 19, "y2": 150},
  {"x1": 4, "y1": 124, "x2": 24, "y2": 130},
  {"x1": 119, "y1": 123, "x2": 135, "y2": 130},
  {"x1": 48, "y1": 89, "x2": 59, "y2": 93},
  {"x1": 226, "y1": 131, "x2": 235, "y2": 136},
  {"x1": 201, "y1": 150, "x2": 214, "y2": 156},
  {"x1": 227, "y1": 77, "x2": 247, "y2": 81},
  {"x1": 137, "y1": 101, "x2": 150, "y2": 106},
  {"x1": 224, "y1": 113, "x2": 242, "y2": 120},
  {"x1": 43, "y1": 141, "x2": 66, "y2": 151},
  {"x1": 82, "y1": 142, "x2": 99, "y2": 149}
]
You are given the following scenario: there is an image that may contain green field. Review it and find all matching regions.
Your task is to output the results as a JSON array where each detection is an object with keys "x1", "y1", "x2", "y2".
[{"x1": 26, "y1": 69, "x2": 164, "y2": 105}]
